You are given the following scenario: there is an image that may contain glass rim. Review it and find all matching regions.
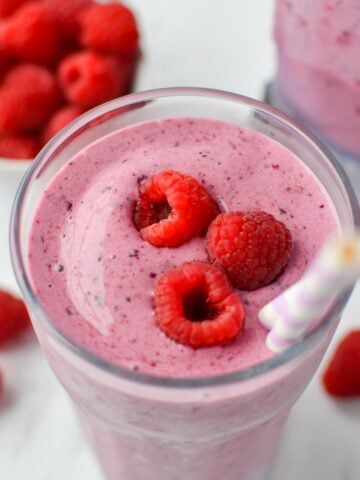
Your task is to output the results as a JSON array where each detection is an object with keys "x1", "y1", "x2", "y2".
[{"x1": 10, "y1": 87, "x2": 360, "y2": 389}]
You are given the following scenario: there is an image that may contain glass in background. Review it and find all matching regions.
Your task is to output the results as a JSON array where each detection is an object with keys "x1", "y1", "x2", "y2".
[{"x1": 267, "y1": 0, "x2": 360, "y2": 186}]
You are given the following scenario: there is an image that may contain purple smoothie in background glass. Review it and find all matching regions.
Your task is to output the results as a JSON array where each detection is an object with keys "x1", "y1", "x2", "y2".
[
  {"x1": 269, "y1": 0, "x2": 360, "y2": 160},
  {"x1": 10, "y1": 89, "x2": 359, "y2": 480}
]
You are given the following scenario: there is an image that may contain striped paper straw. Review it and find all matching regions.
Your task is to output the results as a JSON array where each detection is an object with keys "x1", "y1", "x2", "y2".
[{"x1": 258, "y1": 232, "x2": 360, "y2": 353}]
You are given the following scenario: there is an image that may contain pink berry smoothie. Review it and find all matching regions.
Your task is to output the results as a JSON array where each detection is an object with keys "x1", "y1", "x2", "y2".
[
  {"x1": 273, "y1": 0, "x2": 360, "y2": 157},
  {"x1": 25, "y1": 116, "x2": 342, "y2": 480},
  {"x1": 28, "y1": 118, "x2": 337, "y2": 377}
]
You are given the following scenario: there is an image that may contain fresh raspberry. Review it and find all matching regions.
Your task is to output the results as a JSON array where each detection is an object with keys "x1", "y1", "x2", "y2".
[
  {"x1": 323, "y1": 331, "x2": 360, "y2": 397},
  {"x1": 0, "y1": 0, "x2": 33, "y2": 17},
  {"x1": 42, "y1": 0, "x2": 93, "y2": 41},
  {"x1": 0, "y1": 133, "x2": 40, "y2": 158},
  {"x1": 0, "y1": 290, "x2": 31, "y2": 344},
  {"x1": 133, "y1": 170, "x2": 219, "y2": 248},
  {"x1": 79, "y1": 2, "x2": 139, "y2": 57},
  {"x1": 0, "y1": 64, "x2": 61, "y2": 133},
  {"x1": 118, "y1": 54, "x2": 138, "y2": 93},
  {"x1": 0, "y1": 2, "x2": 60, "y2": 65},
  {"x1": 42, "y1": 105, "x2": 83, "y2": 143},
  {"x1": 206, "y1": 211, "x2": 293, "y2": 290},
  {"x1": 154, "y1": 261, "x2": 245, "y2": 348},
  {"x1": 58, "y1": 50, "x2": 126, "y2": 109},
  {"x1": 0, "y1": 46, "x2": 12, "y2": 77}
]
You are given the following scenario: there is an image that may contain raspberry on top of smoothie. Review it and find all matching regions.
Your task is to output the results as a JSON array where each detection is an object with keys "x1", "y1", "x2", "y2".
[
  {"x1": 154, "y1": 261, "x2": 245, "y2": 348},
  {"x1": 206, "y1": 211, "x2": 293, "y2": 291},
  {"x1": 134, "y1": 170, "x2": 219, "y2": 248}
]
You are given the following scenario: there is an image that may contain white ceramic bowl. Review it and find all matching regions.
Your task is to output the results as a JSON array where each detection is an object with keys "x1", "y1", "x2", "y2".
[{"x1": 0, "y1": 156, "x2": 32, "y2": 175}]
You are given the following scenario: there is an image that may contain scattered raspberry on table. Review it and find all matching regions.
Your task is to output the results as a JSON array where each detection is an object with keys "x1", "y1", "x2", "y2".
[
  {"x1": 0, "y1": 289, "x2": 31, "y2": 344},
  {"x1": 323, "y1": 330, "x2": 360, "y2": 397}
]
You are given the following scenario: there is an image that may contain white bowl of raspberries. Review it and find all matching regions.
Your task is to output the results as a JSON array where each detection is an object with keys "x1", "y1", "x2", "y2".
[{"x1": 0, "y1": 0, "x2": 140, "y2": 178}]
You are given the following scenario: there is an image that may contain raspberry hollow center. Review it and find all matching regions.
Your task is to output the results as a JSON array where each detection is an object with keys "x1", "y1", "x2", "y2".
[
  {"x1": 183, "y1": 288, "x2": 218, "y2": 322},
  {"x1": 152, "y1": 198, "x2": 171, "y2": 223}
]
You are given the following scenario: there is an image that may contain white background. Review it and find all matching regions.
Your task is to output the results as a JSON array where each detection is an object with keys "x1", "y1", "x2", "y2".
[{"x1": 1, "y1": 1, "x2": 360, "y2": 479}]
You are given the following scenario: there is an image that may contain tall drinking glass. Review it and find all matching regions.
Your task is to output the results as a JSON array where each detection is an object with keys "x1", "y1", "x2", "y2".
[
  {"x1": 268, "y1": 0, "x2": 360, "y2": 164},
  {"x1": 10, "y1": 88, "x2": 359, "y2": 480}
]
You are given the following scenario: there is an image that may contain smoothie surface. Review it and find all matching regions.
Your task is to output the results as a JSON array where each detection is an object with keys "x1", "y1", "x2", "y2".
[{"x1": 28, "y1": 118, "x2": 338, "y2": 377}]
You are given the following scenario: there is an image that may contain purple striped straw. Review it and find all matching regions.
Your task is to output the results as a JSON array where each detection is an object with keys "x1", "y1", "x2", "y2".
[{"x1": 259, "y1": 232, "x2": 360, "y2": 353}]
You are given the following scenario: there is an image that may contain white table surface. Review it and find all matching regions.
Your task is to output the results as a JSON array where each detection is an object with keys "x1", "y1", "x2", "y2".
[{"x1": 1, "y1": 1, "x2": 360, "y2": 479}]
